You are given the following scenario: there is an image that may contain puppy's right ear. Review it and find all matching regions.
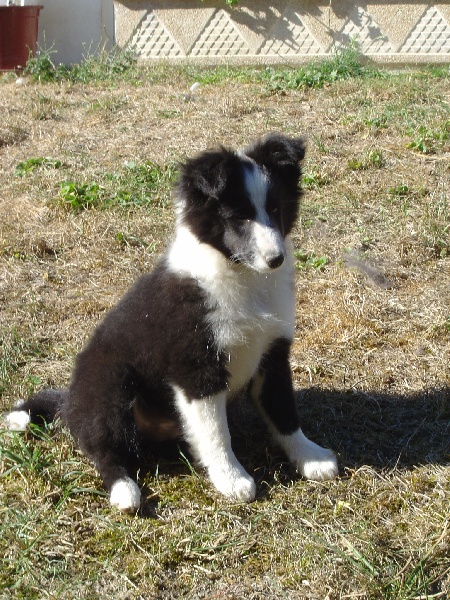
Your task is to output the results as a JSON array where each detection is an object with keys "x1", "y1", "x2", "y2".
[{"x1": 177, "y1": 148, "x2": 237, "y2": 203}]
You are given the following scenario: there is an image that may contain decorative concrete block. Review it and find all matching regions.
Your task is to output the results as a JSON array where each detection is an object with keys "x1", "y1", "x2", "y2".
[
  {"x1": 113, "y1": 0, "x2": 450, "y2": 65},
  {"x1": 399, "y1": 6, "x2": 450, "y2": 53}
]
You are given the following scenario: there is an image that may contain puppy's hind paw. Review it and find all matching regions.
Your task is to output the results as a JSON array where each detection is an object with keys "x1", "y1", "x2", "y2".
[{"x1": 110, "y1": 477, "x2": 141, "y2": 513}]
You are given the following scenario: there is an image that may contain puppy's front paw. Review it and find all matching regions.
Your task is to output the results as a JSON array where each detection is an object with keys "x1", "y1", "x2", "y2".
[
  {"x1": 208, "y1": 467, "x2": 256, "y2": 503},
  {"x1": 110, "y1": 477, "x2": 141, "y2": 512},
  {"x1": 295, "y1": 441, "x2": 338, "y2": 482}
]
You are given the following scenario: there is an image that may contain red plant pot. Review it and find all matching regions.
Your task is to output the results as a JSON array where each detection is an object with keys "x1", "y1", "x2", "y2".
[{"x1": 0, "y1": 6, "x2": 43, "y2": 71}]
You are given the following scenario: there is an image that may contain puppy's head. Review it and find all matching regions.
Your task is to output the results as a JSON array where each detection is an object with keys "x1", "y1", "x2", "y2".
[{"x1": 176, "y1": 133, "x2": 306, "y2": 273}]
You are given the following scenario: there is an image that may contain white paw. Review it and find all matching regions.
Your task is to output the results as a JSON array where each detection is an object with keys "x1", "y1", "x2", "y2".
[
  {"x1": 110, "y1": 477, "x2": 141, "y2": 512},
  {"x1": 208, "y1": 467, "x2": 256, "y2": 503},
  {"x1": 277, "y1": 429, "x2": 338, "y2": 482},
  {"x1": 5, "y1": 409, "x2": 30, "y2": 431},
  {"x1": 295, "y1": 441, "x2": 338, "y2": 482}
]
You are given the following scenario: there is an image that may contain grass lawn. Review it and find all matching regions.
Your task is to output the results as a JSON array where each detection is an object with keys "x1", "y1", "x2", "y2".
[{"x1": 0, "y1": 51, "x2": 449, "y2": 599}]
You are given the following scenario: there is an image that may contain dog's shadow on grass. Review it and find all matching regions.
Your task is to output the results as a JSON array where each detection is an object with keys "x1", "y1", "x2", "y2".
[
  {"x1": 232, "y1": 386, "x2": 450, "y2": 478},
  {"x1": 138, "y1": 386, "x2": 449, "y2": 514}
]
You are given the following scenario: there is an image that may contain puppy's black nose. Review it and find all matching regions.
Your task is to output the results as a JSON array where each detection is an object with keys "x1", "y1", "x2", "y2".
[{"x1": 267, "y1": 253, "x2": 284, "y2": 269}]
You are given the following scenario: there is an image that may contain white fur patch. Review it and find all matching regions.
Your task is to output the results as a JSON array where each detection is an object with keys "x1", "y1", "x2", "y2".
[
  {"x1": 250, "y1": 220, "x2": 285, "y2": 272},
  {"x1": 276, "y1": 428, "x2": 339, "y2": 481},
  {"x1": 5, "y1": 409, "x2": 30, "y2": 431},
  {"x1": 110, "y1": 477, "x2": 141, "y2": 512},
  {"x1": 243, "y1": 162, "x2": 286, "y2": 272},
  {"x1": 173, "y1": 386, "x2": 256, "y2": 502},
  {"x1": 166, "y1": 224, "x2": 227, "y2": 284},
  {"x1": 241, "y1": 157, "x2": 269, "y2": 205}
]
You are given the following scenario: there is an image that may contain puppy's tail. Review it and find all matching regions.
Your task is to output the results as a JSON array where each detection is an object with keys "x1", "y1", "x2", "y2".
[{"x1": 4, "y1": 388, "x2": 68, "y2": 431}]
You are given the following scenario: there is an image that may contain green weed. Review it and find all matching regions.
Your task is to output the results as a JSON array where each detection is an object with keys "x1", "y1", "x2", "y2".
[
  {"x1": 25, "y1": 46, "x2": 138, "y2": 83},
  {"x1": 302, "y1": 170, "x2": 329, "y2": 189},
  {"x1": 57, "y1": 161, "x2": 177, "y2": 211},
  {"x1": 294, "y1": 249, "x2": 328, "y2": 270},
  {"x1": 108, "y1": 161, "x2": 177, "y2": 208},
  {"x1": 389, "y1": 183, "x2": 410, "y2": 197},
  {"x1": 261, "y1": 45, "x2": 378, "y2": 92},
  {"x1": 406, "y1": 121, "x2": 450, "y2": 154},
  {"x1": 1, "y1": 426, "x2": 54, "y2": 477},
  {"x1": 59, "y1": 181, "x2": 104, "y2": 210},
  {"x1": 157, "y1": 109, "x2": 182, "y2": 119},
  {"x1": 115, "y1": 231, "x2": 148, "y2": 248},
  {"x1": 15, "y1": 157, "x2": 62, "y2": 177},
  {"x1": 347, "y1": 149, "x2": 384, "y2": 171}
]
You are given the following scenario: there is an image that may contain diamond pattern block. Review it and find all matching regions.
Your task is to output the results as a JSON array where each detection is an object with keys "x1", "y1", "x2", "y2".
[
  {"x1": 399, "y1": 7, "x2": 450, "y2": 53},
  {"x1": 130, "y1": 12, "x2": 183, "y2": 58},
  {"x1": 189, "y1": 10, "x2": 250, "y2": 57}
]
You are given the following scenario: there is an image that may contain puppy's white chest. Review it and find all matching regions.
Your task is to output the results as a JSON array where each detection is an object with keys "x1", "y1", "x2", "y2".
[{"x1": 208, "y1": 266, "x2": 295, "y2": 393}]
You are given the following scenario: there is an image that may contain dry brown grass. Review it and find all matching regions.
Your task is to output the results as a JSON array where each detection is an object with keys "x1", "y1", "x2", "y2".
[{"x1": 0, "y1": 64, "x2": 449, "y2": 599}]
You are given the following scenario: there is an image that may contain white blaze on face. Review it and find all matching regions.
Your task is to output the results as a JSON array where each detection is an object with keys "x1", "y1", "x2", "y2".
[{"x1": 243, "y1": 161, "x2": 285, "y2": 272}]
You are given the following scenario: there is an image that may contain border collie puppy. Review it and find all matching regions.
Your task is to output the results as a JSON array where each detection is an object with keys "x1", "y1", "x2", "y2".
[{"x1": 6, "y1": 133, "x2": 338, "y2": 512}]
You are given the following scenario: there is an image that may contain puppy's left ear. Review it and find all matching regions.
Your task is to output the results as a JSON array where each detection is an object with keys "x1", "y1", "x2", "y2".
[{"x1": 245, "y1": 133, "x2": 306, "y2": 172}]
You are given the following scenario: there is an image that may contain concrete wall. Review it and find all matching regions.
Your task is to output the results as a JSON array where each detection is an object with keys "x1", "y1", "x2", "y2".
[
  {"x1": 36, "y1": 0, "x2": 114, "y2": 65},
  {"x1": 25, "y1": 0, "x2": 450, "y2": 66},
  {"x1": 114, "y1": 0, "x2": 450, "y2": 66}
]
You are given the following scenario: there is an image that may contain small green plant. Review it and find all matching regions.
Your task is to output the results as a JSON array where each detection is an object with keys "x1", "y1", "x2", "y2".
[
  {"x1": 113, "y1": 161, "x2": 177, "y2": 208},
  {"x1": 389, "y1": 183, "x2": 410, "y2": 197},
  {"x1": 24, "y1": 47, "x2": 68, "y2": 82},
  {"x1": 302, "y1": 171, "x2": 329, "y2": 189},
  {"x1": 25, "y1": 46, "x2": 138, "y2": 83},
  {"x1": 364, "y1": 112, "x2": 389, "y2": 129},
  {"x1": 157, "y1": 109, "x2": 182, "y2": 119},
  {"x1": 406, "y1": 121, "x2": 450, "y2": 154},
  {"x1": 59, "y1": 181, "x2": 104, "y2": 210},
  {"x1": 294, "y1": 249, "x2": 328, "y2": 270},
  {"x1": 347, "y1": 149, "x2": 384, "y2": 171},
  {"x1": 57, "y1": 161, "x2": 177, "y2": 211},
  {"x1": 444, "y1": 317, "x2": 450, "y2": 332},
  {"x1": 116, "y1": 231, "x2": 148, "y2": 248},
  {"x1": 70, "y1": 47, "x2": 138, "y2": 83},
  {"x1": 15, "y1": 157, "x2": 62, "y2": 176},
  {"x1": 261, "y1": 44, "x2": 378, "y2": 92}
]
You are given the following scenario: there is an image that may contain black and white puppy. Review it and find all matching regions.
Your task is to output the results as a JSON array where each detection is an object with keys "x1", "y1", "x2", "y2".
[{"x1": 6, "y1": 133, "x2": 338, "y2": 511}]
